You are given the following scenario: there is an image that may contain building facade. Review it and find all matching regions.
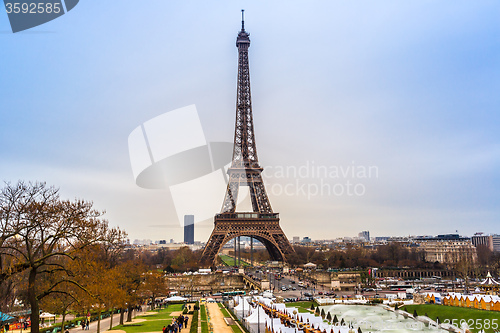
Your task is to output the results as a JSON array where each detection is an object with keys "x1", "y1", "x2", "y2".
[
  {"x1": 419, "y1": 240, "x2": 476, "y2": 264},
  {"x1": 184, "y1": 215, "x2": 194, "y2": 245},
  {"x1": 358, "y1": 231, "x2": 370, "y2": 242},
  {"x1": 472, "y1": 233, "x2": 500, "y2": 252}
]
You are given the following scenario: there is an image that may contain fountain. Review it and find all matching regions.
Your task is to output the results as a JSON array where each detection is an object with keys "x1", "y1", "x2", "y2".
[{"x1": 320, "y1": 305, "x2": 449, "y2": 333}]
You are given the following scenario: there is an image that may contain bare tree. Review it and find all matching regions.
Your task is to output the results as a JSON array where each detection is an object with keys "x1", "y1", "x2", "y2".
[
  {"x1": 142, "y1": 270, "x2": 168, "y2": 309},
  {"x1": 0, "y1": 181, "x2": 121, "y2": 333}
]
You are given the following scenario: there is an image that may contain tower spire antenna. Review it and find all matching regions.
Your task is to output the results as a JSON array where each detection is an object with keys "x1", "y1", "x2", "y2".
[{"x1": 241, "y1": 9, "x2": 245, "y2": 30}]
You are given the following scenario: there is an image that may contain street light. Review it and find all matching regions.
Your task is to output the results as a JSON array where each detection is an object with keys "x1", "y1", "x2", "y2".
[{"x1": 257, "y1": 303, "x2": 260, "y2": 333}]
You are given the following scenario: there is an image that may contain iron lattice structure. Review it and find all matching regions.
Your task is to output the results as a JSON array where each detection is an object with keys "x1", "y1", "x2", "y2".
[{"x1": 201, "y1": 13, "x2": 294, "y2": 266}]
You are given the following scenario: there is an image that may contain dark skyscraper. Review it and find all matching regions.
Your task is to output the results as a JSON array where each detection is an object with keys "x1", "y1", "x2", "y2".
[{"x1": 184, "y1": 215, "x2": 194, "y2": 244}]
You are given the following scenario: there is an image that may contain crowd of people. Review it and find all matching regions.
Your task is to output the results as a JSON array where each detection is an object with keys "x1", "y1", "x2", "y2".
[
  {"x1": 80, "y1": 319, "x2": 90, "y2": 330},
  {"x1": 162, "y1": 314, "x2": 189, "y2": 333}
]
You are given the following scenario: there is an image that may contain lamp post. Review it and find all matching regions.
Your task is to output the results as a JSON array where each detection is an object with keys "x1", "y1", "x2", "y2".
[{"x1": 257, "y1": 303, "x2": 260, "y2": 333}]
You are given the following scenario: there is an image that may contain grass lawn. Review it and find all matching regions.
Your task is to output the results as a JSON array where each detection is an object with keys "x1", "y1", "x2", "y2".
[
  {"x1": 286, "y1": 301, "x2": 317, "y2": 313},
  {"x1": 219, "y1": 254, "x2": 251, "y2": 267},
  {"x1": 111, "y1": 304, "x2": 185, "y2": 333},
  {"x1": 200, "y1": 304, "x2": 208, "y2": 333},
  {"x1": 230, "y1": 324, "x2": 244, "y2": 333},
  {"x1": 218, "y1": 303, "x2": 231, "y2": 317},
  {"x1": 403, "y1": 304, "x2": 500, "y2": 333}
]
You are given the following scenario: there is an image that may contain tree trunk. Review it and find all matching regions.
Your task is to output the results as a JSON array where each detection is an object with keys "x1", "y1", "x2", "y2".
[
  {"x1": 119, "y1": 309, "x2": 124, "y2": 325},
  {"x1": 61, "y1": 312, "x2": 66, "y2": 333},
  {"x1": 28, "y1": 269, "x2": 40, "y2": 333},
  {"x1": 97, "y1": 310, "x2": 101, "y2": 333},
  {"x1": 151, "y1": 296, "x2": 155, "y2": 310},
  {"x1": 126, "y1": 304, "x2": 133, "y2": 322},
  {"x1": 109, "y1": 309, "x2": 114, "y2": 330}
]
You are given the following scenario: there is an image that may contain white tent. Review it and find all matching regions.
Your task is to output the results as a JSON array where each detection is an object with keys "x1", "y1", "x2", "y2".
[
  {"x1": 299, "y1": 313, "x2": 322, "y2": 324},
  {"x1": 285, "y1": 307, "x2": 299, "y2": 318},
  {"x1": 165, "y1": 296, "x2": 188, "y2": 302},
  {"x1": 481, "y1": 272, "x2": 500, "y2": 285},
  {"x1": 234, "y1": 299, "x2": 252, "y2": 318},
  {"x1": 234, "y1": 295, "x2": 247, "y2": 305},
  {"x1": 273, "y1": 303, "x2": 286, "y2": 312},
  {"x1": 304, "y1": 262, "x2": 317, "y2": 269},
  {"x1": 265, "y1": 318, "x2": 280, "y2": 333},
  {"x1": 40, "y1": 313, "x2": 56, "y2": 325},
  {"x1": 266, "y1": 318, "x2": 281, "y2": 328},
  {"x1": 40, "y1": 313, "x2": 56, "y2": 318},
  {"x1": 245, "y1": 306, "x2": 269, "y2": 333}
]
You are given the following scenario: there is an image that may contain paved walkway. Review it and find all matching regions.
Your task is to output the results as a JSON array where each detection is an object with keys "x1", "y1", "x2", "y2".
[
  {"x1": 75, "y1": 310, "x2": 142, "y2": 333},
  {"x1": 206, "y1": 303, "x2": 232, "y2": 333},
  {"x1": 9, "y1": 306, "x2": 196, "y2": 333}
]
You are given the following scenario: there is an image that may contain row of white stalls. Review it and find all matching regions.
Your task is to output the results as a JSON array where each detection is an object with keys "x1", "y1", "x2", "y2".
[{"x1": 231, "y1": 296, "x2": 351, "y2": 333}]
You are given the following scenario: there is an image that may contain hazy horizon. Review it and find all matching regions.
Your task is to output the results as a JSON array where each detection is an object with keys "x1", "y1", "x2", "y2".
[{"x1": 1, "y1": 1, "x2": 499, "y2": 243}]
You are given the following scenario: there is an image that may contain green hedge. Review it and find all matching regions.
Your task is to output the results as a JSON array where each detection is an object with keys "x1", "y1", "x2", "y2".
[
  {"x1": 200, "y1": 305, "x2": 208, "y2": 333},
  {"x1": 39, "y1": 309, "x2": 120, "y2": 333},
  {"x1": 189, "y1": 308, "x2": 198, "y2": 333},
  {"x1": 369, "y1": 298, "x2": 383, "y2": 304}
]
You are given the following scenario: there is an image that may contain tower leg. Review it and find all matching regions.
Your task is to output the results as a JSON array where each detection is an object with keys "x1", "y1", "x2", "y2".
[{"x1": 200, "y1": 217, "x2": 294, "y2": 267}]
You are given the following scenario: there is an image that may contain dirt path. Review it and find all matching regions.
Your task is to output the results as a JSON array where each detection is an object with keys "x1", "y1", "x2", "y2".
[{"x1": 206, "y1": 303, "x2": 233, "y2": 333}]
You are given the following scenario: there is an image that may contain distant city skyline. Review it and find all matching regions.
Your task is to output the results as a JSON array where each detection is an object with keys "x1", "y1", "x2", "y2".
[
  {"x1": 133, "y1": 229, "x2": 499, "y2": 246},
  {"x1": 1, "y1": 2, "x2": 499, "y2": 242}
]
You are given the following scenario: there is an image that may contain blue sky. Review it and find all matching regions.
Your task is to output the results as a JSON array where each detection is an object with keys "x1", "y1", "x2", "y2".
[{"x1": 1, "y1": 1, "x2": 499, "y2": 242}]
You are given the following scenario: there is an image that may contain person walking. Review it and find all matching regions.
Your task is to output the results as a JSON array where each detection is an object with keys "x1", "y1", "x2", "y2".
[{"x1": 177, "y1": 315, "x2": 184, "y2": 329}]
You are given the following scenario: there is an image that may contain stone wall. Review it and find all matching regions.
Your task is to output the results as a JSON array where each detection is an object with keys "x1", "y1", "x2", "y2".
[{"x1": 167, "y1": 273, "x2": 246, "y2": 295}]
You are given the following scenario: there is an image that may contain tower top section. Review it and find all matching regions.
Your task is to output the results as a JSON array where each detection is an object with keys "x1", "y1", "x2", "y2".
[{"x1": 237, "y1": 9, "x2": 250, "y2": 46}]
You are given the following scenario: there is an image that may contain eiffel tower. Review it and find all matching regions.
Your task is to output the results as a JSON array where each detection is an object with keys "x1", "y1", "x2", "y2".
[{"x1": 201, "y1": 11, "x2": 294, "y2": 266}]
